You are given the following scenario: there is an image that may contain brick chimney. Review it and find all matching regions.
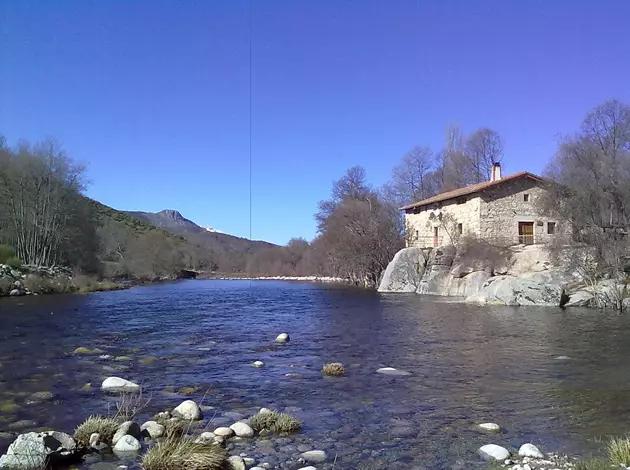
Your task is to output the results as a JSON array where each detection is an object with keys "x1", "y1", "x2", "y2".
[{"x1": 491, "y1": 162, "x2": 502, "y2": 182}]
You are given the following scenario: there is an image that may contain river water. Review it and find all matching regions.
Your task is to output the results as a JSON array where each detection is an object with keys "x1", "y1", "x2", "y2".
[{"x1": 0, "y1": 280, "x2": 628, "y2": 469}]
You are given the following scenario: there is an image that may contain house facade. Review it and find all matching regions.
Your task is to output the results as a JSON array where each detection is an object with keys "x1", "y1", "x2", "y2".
[{"x1": 401, "y1": 164, "x2": 563, "y2": 248}]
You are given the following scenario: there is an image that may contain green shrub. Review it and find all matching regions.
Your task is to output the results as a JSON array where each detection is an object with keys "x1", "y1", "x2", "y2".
[
  {"x1": 250, "y1": 410, "x2": 301, "y2": 434},
  {"x1": 0, "y1": 245, "x2": 16, "y2": 264},
  {"x1": 5, "y1": 257, "x2": 21, "y2": 269},
  {"x1": 0, "y1": 278, "x2": 13, "y2": 296},
  {"x1": 609, "y1": 436, "x2": 630, "y2": 466},
  {"x1": 74, "y1": 415, "x2": 119, "y2": 446},
  {"x1": 142, "y1": 436, "x2": 227, "y2": 470}
]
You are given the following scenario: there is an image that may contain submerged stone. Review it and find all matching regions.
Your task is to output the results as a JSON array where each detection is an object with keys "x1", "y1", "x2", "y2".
[{"x1": 376, "y1": 367, "x2": 411, "y2": 376}]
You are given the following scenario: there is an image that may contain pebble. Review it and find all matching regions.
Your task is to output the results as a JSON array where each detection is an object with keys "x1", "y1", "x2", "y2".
[
  {"x1": 228, "y1": 455, "x2": 246, "y2": 470},
  {"x1": 172, "y1": 399, "x2": 203, "y2": 420},
  {"x1": 214, "y1": 427, "x2": 234, "y2": 438},
  {"x1": 478, "y1": 422, "x2": 501, "y2": 431},
  {"x1": 300, "y1": 450, "x2": 327, "y2": 463},
  {"x1": 230, "y1": 422, "x2": 254, "y2": 438},
  {"x1": 376, "y1": 367, "x2": 411, "y2": 376},
  {"x1": 253, "y1": 361, "x2": 264, "y2": 367},
  {"x1": 479, "y1": 444, "x2": 510, "y2": 461},
  {"x1": 275, "y1": 333, "x2": 290, "y2": 343},
  {"x1": 519, "y1": 443, "x2": 544, "y2": 458}
]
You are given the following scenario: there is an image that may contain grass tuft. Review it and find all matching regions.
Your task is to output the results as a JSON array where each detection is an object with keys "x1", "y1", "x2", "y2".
[
  {"x1": 74, "y1": 415, "x2": 119, "y2": 446},
  {"x1": 575, "y1": 458, "x2": 614, "y2": 470},
  {"x1": 250, "y1": 410, "x2": 301, "y2": 434},
  {"x1": 113, "y1": 390, "x2": 151, "y2": 421},
  {"x1": 141, "y1": 436, "x2": 227, "y2": 470},
  {"x1": 155, "y1": 417, "x2": 187, "y2": 438},
  {"x1": 322, "y1": 362, "x2": 346, "y2": 376},
  {"x1": 609, "y1": 436, "x2": 630, "y2": 466}
]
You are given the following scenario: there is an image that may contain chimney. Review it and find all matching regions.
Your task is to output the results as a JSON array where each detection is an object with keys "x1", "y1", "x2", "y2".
[{"x1": 491, "y1": 162, "x2": 502, "y2": 182}]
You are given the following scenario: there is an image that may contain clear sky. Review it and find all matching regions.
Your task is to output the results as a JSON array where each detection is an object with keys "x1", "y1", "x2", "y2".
[{"x1": 1, "y1": 1, "x2": 629, "y2": 245}]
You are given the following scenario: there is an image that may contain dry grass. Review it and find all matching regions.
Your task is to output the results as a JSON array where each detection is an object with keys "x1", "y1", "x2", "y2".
[
  {"x1": 250, "y1": 410, "x2": 301, "y2": 434},
  {"x1": 608, "y1": 436, "x2": 630, "y2": 466},
  {"x1": 154, "y1": 417, "x2": 187, "y2": 438},
  {"x1": 141, "y1": 436, "x2": 227, "y2": 470},
  {"x1": 322, "y1": 362, "x2": 346, "y2": 376},
  {"x1": 112, "y1": 389, "x2": 152, "y2": 421},
  {"x1": 74, "y1": 415, "x2": 119, "y2": 446},
  {"x1": 575, "y1": 458, "x2": 614, "y2": 470}
]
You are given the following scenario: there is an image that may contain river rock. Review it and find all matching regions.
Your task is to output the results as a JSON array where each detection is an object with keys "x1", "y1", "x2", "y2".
[
  {"x1": 0, "y1": 431, "x2": 78, "y2": 469},
  {"x1": 253, "y1": 360, "x2": 264, "y2": 367},
  {"x1": 112, "y1": 421, "x2": 142, "y2": 445},
  {"x1": 140, "y1": 421, "x2": 164, "y2": 439},
  {"x1": 194, "y1": 432, "x2": 216, "y2": 444},
  {"x1": 519, "y1": 443, "x2": 544, "y2": 458},
  {"x1": 112, "y1": 434, "x2": 141, "y2": 453},
  {"x1": 228, "y1": 455, "x2": 246, "y2": 470},
  {"x1": 300, "y1": 450, "x2": 327, "y2": 463},
  {"x1": 230, "y1": 422, "x2": 254, "y2": 438},
  {"x1": 259, "y1": 408, "x2": 272, "y2": 415},
  {"x1": 297, "y1": 468, "x2": 317, "y2": 470},
  {"x1": 377, "y1": 247, "x2": 427, "y2": 292},
  {"x1": 478, "y1": 444, "x2": 510, "y2": 461},
  {"x1": 477, "y1": 423, "x2": 500, "y2": 432},
  {"x1": 466, "y1": 276, "x2": 564, "y2": 307},
  {"x1": 9, "y1": 289, "x2": 21, "y2": 297},
  {"x1": 89, "y1": 433, "x2": 100, "y2": 447},
  {"x1": 171, "y1": 400, "x2": 203, "y2": 420},
  {"x1": 275, "y1": 333, "x2": 290, "y2": 343},
  {"x1": 565, "y1": 290, "x2": 595, "y2": 307},
  {"x1": 101, "y1": 376, "x2": 140, "y2": 392},
  {"x1": 214, "y1": 427, "x2": 234, "y2": 438},
  {"x1": 376, "y1": 367, "x2": 411, "y2": 376}
]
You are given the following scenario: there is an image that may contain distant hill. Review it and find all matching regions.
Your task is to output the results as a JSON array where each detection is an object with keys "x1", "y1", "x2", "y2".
[{"x1": 123, "y1": 209, "x2": 278, "y2": 268}]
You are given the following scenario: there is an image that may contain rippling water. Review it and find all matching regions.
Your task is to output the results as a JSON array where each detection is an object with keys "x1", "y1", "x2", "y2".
[{"x1": 1, "y1": 280, "x2": 629, "y2": 469}]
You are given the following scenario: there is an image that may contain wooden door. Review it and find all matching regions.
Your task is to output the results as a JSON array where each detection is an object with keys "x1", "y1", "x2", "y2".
[
  {"x1": 518, "y1": 222, "x2": 534, "y2": 245},
  {"x1": 433, "y1": 226, "x2": 439, "y2": 247}
]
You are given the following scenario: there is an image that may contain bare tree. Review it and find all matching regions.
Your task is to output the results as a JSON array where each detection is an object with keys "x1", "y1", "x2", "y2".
[
  {"x1": 383, "y1": 146, "x2": 437, "y2": 207},
  {"x1": 465, "y1": 128, "x2": 504, "y2": 183}
]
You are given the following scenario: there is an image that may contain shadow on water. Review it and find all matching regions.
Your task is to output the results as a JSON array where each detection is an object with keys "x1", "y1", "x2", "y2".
[{"x1": 0, "y1": 280, "x2": 629, "y2": 468}]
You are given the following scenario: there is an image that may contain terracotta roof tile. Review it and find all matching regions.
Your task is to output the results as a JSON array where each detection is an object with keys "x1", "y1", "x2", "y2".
[{"x1": 399, "y1": 171, "x2": 545, "y2": 211}]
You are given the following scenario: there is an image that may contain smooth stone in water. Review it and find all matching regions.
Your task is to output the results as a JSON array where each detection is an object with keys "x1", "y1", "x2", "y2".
[
  {"x1": 140, "y1": 421, "x2": 164, "y2": 439},
  {"x1": 89, "y1": 433, "x2": 100, "y2": 447},
  {"x1": 194, "y1": 432, "x2": 216, "y2": 444},
  {"x1": 275, "y1": 333, "x2": 290, "y2": 343},
  {"x1": 478, "y1": 423, "x2": 501, "y2": 432},
  {"x1": 478, "y1": 444, "x2": 510, "y2": 461},
  {"x1": 101, "y1": 377, "x2": 140, "y2": 392},
  {"x1": 230, "y1": 422, "x2": 254, "y2": 438},
  {"x1": 112, "y1": 434, "x2": 141, "y2": 453},
  {"x1": 259, "y1": 408, "x2": 272, "y2": 415},
  {"x1": 253, "y1": 361, "x2": 264, "y2": 368},
  {"x1": 171, "y1": 400, "x2": 203, "y2": 420},
  {"x1": 214, "y1": 427, "x2": 234, "y2": 438},
  {"x1": 376, "y1": 367, "x2": 411, "y2": 376},
  {"x1": 518, "y1": 443, "x2": 544, "y2": 458},
  {"x1": 300, "y1": 450, "x2": 327, "y2": 463},
  {"x1": 228, "y1": 455, "x2": 246, "y2": 470},
  {"x1": 112, "y1": 421, "x2": 142, "y2": 445},
  {"x1": 297, "y1": 468, "x2": 317, "y2": 470}
]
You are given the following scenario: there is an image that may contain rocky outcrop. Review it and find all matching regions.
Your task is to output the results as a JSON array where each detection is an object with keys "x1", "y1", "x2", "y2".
[
  {"x1": 377, "y1": 247, "x2": 427, "y2": 292},
  {"x1": 466, "y1": 275, "x2": 565, "y2": 307}
]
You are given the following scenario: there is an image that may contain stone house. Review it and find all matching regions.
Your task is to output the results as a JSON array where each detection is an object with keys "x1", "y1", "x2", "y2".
[{"x1": 401, "y1": 164, "x2": 564, "y2": 248}]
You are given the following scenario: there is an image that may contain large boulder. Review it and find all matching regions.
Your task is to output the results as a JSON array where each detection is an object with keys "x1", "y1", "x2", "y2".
[
  {"x1": 466, "y1": 275, "x2": 564, "y2": 307},
  {"x1": 450, "y1": 239, "x2": 509, "y2": 278},
  {"x1": 564, "y1": 290, "x2": 595, "y2": 308},
  {"x1": 0, "y1": 431, "x2": 79, "y2": 469},
  {"x1": 417, "y1": 265, "x2": 452, "y2": 295},
  {"x1": 377, "y1": 247, "x2": 427, "y2": 293}
]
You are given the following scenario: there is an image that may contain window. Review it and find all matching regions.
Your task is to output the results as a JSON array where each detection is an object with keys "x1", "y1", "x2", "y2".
[
  {"x1": 523, "y1": 194, "x2": 530, "y2": 202},
  {"x1": 457, "y1": 223, "x2": 463, "y2": 234},
  {"x1": 547, "y1": 222, "x2": 556, "y2": 235}
]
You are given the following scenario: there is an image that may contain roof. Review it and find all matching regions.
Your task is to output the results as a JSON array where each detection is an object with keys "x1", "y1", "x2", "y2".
[{"x1": 399, "y1": 171, "x2": 545, "y2": 211}]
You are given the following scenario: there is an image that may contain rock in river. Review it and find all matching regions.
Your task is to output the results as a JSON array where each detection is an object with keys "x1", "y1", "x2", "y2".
[
  {"x1": 112, "y1": 434, "x2": 141, "y2": 454},
  {"x1": 230, "y1": 422, "x2": 254, "y2": 438},
  {"x1": 101, "y1": 376, "x2": 140, "y2": 392},
  {"x1": 0, "y1": 431, "x2": 78, "y2": 469},
  {"x1": 478, "y1": 444, "x2": 510, "y2": 461},
  {"x1": 376, "y1": 367, "x2": 411, "y2": 376},
  {"x1": 275, "y1": 333, "x2": 290, "y2": 343},
  {"x1": 112, "y1": 421, "x2": 142, "y2": 445},
  {"x1": 519, "y1": 443, "x2": 544, "y2": 458},
  {"x1": 477, "y1": 423, "x2": 501, "y2": 432},
  {"x1": 214, "y1": 427, "x2": 234, "y2": 438},
  {"x1": 140, "y1": 421, "x2": 165, "y2": 439},
  {"x1": 228, "y1": 455, "x2": 246, "y2": 470},
  {"x1": 300, "y1": 450, "x2": 327, "y2": 463},
  {"x1": 171, "y1": 399, "x2": 203, "y2": 420},
  {"x1": 253, "y1": 360, "x2": 264, "y2": 368}
]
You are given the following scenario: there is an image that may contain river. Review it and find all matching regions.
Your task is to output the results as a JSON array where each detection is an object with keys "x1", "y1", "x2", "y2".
[{"x1": 0, "y1": 280, "x2": 628, "y2": 469}]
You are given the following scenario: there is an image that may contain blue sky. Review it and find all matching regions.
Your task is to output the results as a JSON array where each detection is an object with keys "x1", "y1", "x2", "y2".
[{"x1": 1, "y1": 1, "x2": 629, "y2": 245}]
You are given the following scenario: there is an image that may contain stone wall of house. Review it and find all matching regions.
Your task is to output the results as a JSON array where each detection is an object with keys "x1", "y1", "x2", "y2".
[
  {"x1": 479, "y1": 178, "x2": 565, "y2": 245},
  {"x1": 405, "y1": 196, "x2": 482, "y2": 248}
]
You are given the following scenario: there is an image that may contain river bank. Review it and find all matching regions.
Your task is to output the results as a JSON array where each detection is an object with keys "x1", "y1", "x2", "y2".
[{"x1": 204, "y1": 274, "x2": 348, "y2": 284}]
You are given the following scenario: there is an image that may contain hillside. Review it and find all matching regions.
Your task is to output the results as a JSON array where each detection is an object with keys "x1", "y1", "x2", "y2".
[{"x1": 124, "y1": 209, "x2": 277, "y2": 257}]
